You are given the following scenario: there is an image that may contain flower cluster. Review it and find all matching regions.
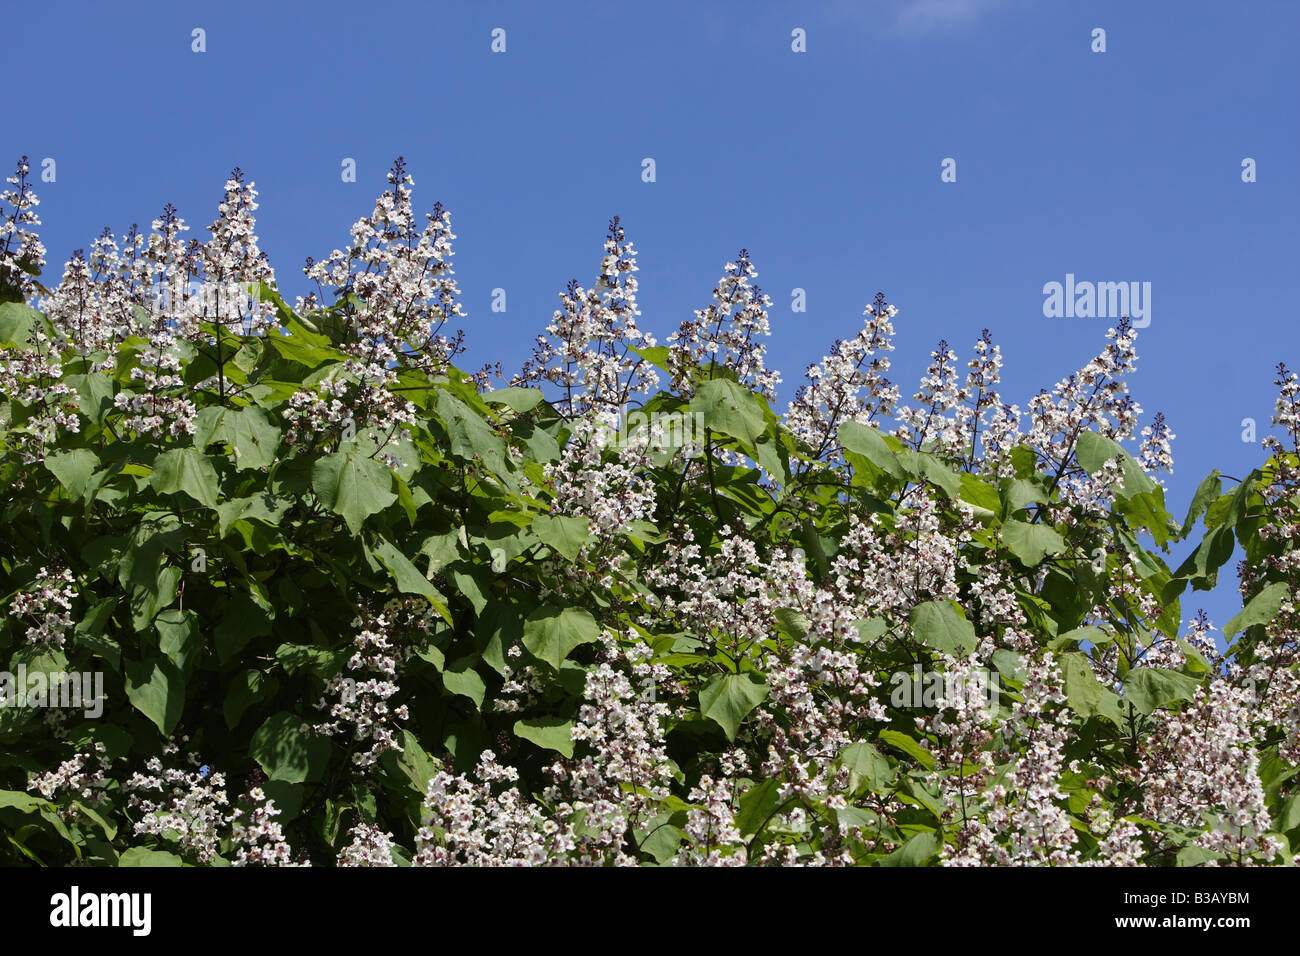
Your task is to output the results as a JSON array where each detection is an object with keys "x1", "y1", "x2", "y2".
[
  {"x1": 8, "y1": 565, "x2": 76, "y2": 647},
  {"x1": 27, "y1": 743, "x2": 111, "y2": 807},
  {"x1": 313, "y1": 608, "x2": 414, "y2": 768},
  {"x1": 786, "y1": 292, "x2": 900, "y2": 462},
  {"x1": 123, "y1": 753, "x2": 232, "y2": 864},
  {"x1": 122, "y1": 746, "x2": 301, "y2": 866},
  {"x1": 415, "y1": 750, "x2": 569, "y2": 866},
  {"x1": 543, "y1": 416, "x2": 658, "y2": 545},
  {"x1": 286, "y1": 160, "x2": 464, "y2": 463},
  {"x1": 943, "y1": 654, "x2": 1077, "y2": 865},
  {"x1": 229, "y1": 787, "x2": 299, "y2": 867},
  {"x1": 337, "y1": 824, "x2": 398, "y2": 867},
  {"x1": 513, "y1": 217, "x2": 658, "y2": 419},
  {"x1": 0, "y1": 157, "x2": 45, "y2": 298},
  {"x1": 666, "y1": 250, "x2": 780, "y2": 399},
  {"x1": 1136, "y1": 679, "x2": 1282, "y2": 864}
]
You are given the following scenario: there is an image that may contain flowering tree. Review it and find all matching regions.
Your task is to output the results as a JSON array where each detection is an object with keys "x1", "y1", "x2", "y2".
[{"x1": 1, "y1": 156, "x2": 1297, "y2": 866}]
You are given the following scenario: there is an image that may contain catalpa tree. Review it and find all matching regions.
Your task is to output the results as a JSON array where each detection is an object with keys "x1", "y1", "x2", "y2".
[{"x1": 1, "y1": 156, "x2": 1297, "y2": 867}]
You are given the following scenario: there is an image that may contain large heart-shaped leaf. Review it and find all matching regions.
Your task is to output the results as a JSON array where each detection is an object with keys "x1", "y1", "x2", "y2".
[
  {"x1": 150, "y1": 448, "x2": 220, "y2": 509},
  {"x1": 124, "y1": 657, "x2": 186, "y2": 735},
  {"x1": 513, "y1": 717, "x2": 575, "y2": 758},
  {"x1": 690, "y1": 379, "x2": 767, "y2": 447},
  {"x1": 910, "y1": 600, "x2": 978, "y2": 655},
  {"x1": 522, "y1": 606, "x2": 599, "y2": 671},
  {"x1": 312, "y1": 450, "x2": 396, "y2": 535},
  {"x1": 698, "y1": 672, "x2": 768, "y2": 741},
  {"x1": 1001, "y1": 519, "x2": 1065, "y2": 566},
  {"x1": 249, "y1": 711, "x2": 331, "y2": 784}
]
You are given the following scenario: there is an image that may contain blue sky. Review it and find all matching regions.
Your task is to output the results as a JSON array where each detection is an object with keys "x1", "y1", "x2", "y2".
[{"x1": 8, "y1": 0, "x2": 1298, "y2": 636}]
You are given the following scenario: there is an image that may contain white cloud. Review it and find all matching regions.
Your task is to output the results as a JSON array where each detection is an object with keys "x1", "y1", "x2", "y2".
[{"x1": 894, "y1": 0, "x2": 1011, "y2": 33}]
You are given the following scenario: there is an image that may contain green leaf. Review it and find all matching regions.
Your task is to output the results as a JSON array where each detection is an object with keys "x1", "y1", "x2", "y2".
[
  {"x1": 312, "y1": 451, "x2": 397, "y2": 535},
  {"x1": 249, "y1": 712, "x2": 331, "y2": 784},
  {"x1": 1049, "y1": 625, "x2": 1109, "y2": 651},
  {"x1": 1181, "y1": 471, "x2": 1223, "y2": 537},
  {"x1": 879, "y1": 830, "x2": 941, "y2": 866},
  {"x1": 256, "y1": 282, "x2": 326, "y2": 338},
  {"x1": 1058, "y1": 652, "x2": 1105, "y2": 718},
  {"x1": 1116, "y1": 487, "x2": 1176, "y2": 546},
  {"x1": 0, "y1": 790, "x2": 43, "y2": 813},
  {"x1": 216, "y1": 492, "x2": 292, "y2": 537},
  {"x1": 118, "y1": 847, "x2": 186, "y2": 867},
  {"x1": 483, "y1": 387, "x2": 544, "y2": 413},
  {"x1": 450, "y1": 565, "x2": 490, "y2": 615},
  {"x1": 214, "y1": 594, "x2": 273, "y2": 664},
  {"x1": 1076, "y1": 431, "x2": 1156, "y2": 498},
  {"x1": 435, "y1": 390, "x2": 508, "y2": 470},
  {"x1": 698, "y1": 672, "x2": 768, "y2": 741},
  {"x1": 958, "y1": 473, "x2": 1002, "y2": 520},
  {"x1": 75, "y1": 598, "x2": 120, "y2": 669},
  {"x1": 370, "y1": 535, "x2": 450, "y2": 618},
  {"x1": 531, "y1": 514, "x2": 591, "y2": 562},
  {"x1": 752, "y1": 435, "x2": 790, "y2": 485},
  {"x1": 904, "y1": 451, "x2": 962, "y2": 498},
  {"x1": 516, "y1": 421, "x2": 562, "y2": 463},
  {"x1": 392, "y1": 731, "x2": 441, "y2": 792},
  {"x1": 1222, "y1": 581, "x2": 1289, "y2": 638},
  {"x1": 1076, "y1": 430, "x2": 1124, "y2": 475},
  {"x1": 690, "y1": 379, "x2": 767, "y2": 447},
  {"x1": 276, "y1": 643, "x2": 341, "y2": 676},
  {"x1": 521, "y1": 606, "x2": 599, "y2": 671},
  {"x1": 512, "y1": 717, "x2": 575, "y2": 758},
  {"x1": 128, "y1": 565, "x2": 182, "y2": 634},
  {"x1": 192, "y1": 406, "x2": 230, "y2": 451},
  {"x1": 838, "y1": 741, "x2": 892, "y2": 794},
  {"x1": 150, "y1": 448, "x2": 220, "y2": 509},
  {"x1": 854, "y1": 617, "x2": 888, "y2": 644},
  {"x1": 226, "y1": 406, "x2": 281, "y2": 471},
  {"x1": 71, "y1": 372, "x2": 114, "y2": 426},
  {"x1": 877, "y1": 730, "x2": 934, "y2": 769},
  {"x1": 1169, "y1": 524, "x2": 1236, "y2": 593},
  {"x1": 909, "y1": 600, "x2": 977, "y2": 655},
  {"x1": 155, "y1": 608, "x2": 201, "y2": 675},
  {"x1": 0, "y1": 301, "x2": 44, "y2": 346},
  {"x1": 223, "y1": 670, "x2": 277, "y2": 729},
  {"x1": 735, "y1": 778, "x2": 782, "y2": 837},
  {"x1": 839, "y1": 421, "x2": 906, "y2": 479},
  {"x1": 1124, "y1": 668, "x2": 1201, "y2": 714},
  {"x1": 1176, "y1": 845, "x2": 1225, "y2": 867},
  {"x1": 1277, "y1": 793, "x2": 1300, "y2": 834},
  {"x1": 267, "y1": 331, "x2": 340, "y2": 367},
  {"x1": 44, "y1": 448, "x2": 99, "y2": 500},
  {"x1": 1001, "y1": 519, "x2": 1065, "y2": 566},
  {"x1": 1002, "y1": 478, "x2": 1047, "y2": 515},
  {"x1": 1095, "y1": 689, "x2": 1126, "y2": 728},
  {"x1": 441, "y1": 658, "x2": 486, "y2": 709},
  {"x1": 638, "y1": 817, "x2": 684, "y2": 864},
  {"x1": 630, "y1": 344, "x2": 672, "y2": 372},
  {"x1": 774, "y1": 607, "x2": 809, "y2": 640},
  {"x1": 124, "y1": 657, "x2": 185, "y2": 735}
]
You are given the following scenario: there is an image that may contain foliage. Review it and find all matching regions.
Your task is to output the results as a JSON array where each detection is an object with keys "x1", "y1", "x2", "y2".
[{"x1": 2, "y1": 156, "x2": 1299, "y2": 867}]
